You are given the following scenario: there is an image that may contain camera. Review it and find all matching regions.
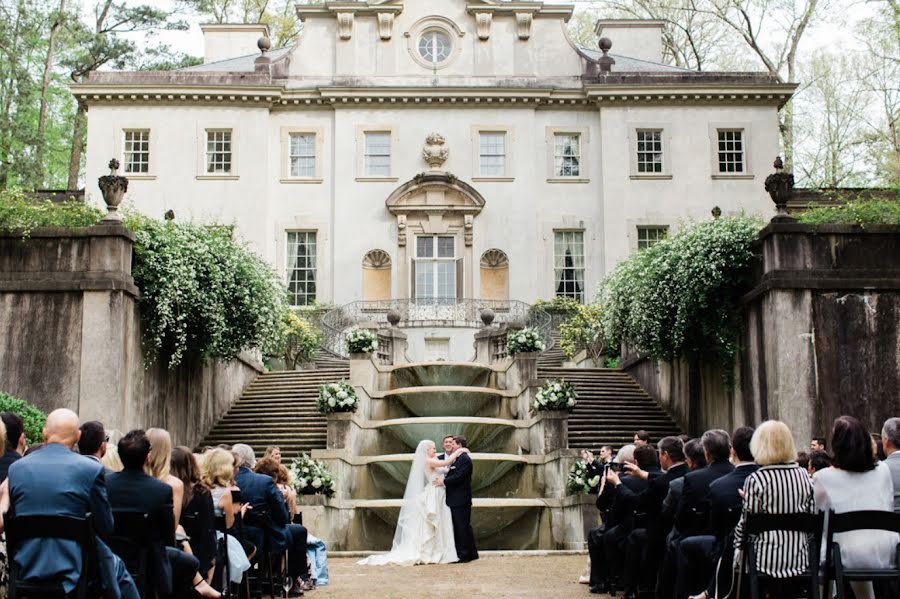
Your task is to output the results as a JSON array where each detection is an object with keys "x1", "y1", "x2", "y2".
[{"x1": 606, "y1": 462, "x2": 624, "y2": 472}]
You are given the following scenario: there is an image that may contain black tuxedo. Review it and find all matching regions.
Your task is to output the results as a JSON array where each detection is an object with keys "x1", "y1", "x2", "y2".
[
  {"x1": 0, "y1": 448, "x2": 21, "y2": 483},
  {"x1": 674, "y1": 459, "x2": 734, "y2": 536},
  {"x1": 106, "y1": 468, "x2": 182, "y2": 596},
  {"x1": 443, "y1": 452, "x2": 478, "y2": 562}
]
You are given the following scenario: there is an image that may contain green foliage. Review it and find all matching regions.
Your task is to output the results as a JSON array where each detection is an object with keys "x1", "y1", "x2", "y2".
[
  {"x1": 0, "y1": 392, "x2": 48, "y2": 445},
  {"x1": 316, "y1": 380, "x2": 358, "y2": 414},
  {"x1": 599, "y1": 216, "x2": 764, "y2": 382},
  {"x1": 568, "y1": 459, "x2": 601, "y2": 495},
  {"x1": 126, "y1": 214, "x2": 287, "y2": 368},
  {"x1": 346, "y1": 328, "x2": 378, "y2": 354},
  {"x1": 532, "y1": 296, "x2": 581, "y2": 315},
  {"x1": 796, "y1": 198, "x2": 900, "y2": 226},
  {"x1": 533, "y1": 379, "x2": 578, "y2": 412},
  {"x1": 559, "y1": 304, "x2": 606, "y2": 362},
  {"x1": 506, "y1": 327, "x2": 546, "y2": 355},
  {"x1": 604, "y1": 357, "x2": 621, "y2": 369},
  {"x1": 0, "y1": 189, "x2": 103, "y2": 234},
  {"x1": 276, "y1": 311, "x2": 322, "y2": 369}
]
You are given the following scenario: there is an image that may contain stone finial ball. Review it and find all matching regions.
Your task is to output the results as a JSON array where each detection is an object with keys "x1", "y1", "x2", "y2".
[
  {"x1": 386, "y1": 309, "x2": 401, "y2": 327},
  {"x1": 598, "y1": 37, "x2": 612, "y2": 52},
  {"x1": 480, "y1": 309, "x2": 495, "y2": 326},
  {"x1": 257, "y1": 36, "x2": 271, "y2": 53}
]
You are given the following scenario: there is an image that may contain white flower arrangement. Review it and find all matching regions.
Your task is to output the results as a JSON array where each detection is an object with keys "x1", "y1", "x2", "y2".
[
  {"x1": 532, "y1": 378, "x2": 577, "y2": 412},
  {"x1": 288, "y1": 454, "x2": 335, "y2": 497},
  {"x1": 568, "y1": 459, "x2": 601, "y2": 494},
  {"x1": 317, "y1": 380, "x2": 359, "y2": 413},
  {"x1": 346, "y1": 327, "x2": 379, "y2": 354},
  {"x1": 506, "y1": 327, "x2": 546, "y2": 355}
]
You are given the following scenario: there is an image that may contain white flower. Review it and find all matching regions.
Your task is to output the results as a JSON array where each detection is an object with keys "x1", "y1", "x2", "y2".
[
  {"x1": 298, "y1": 478, "x2": 308, "y2": 488},
  {"x1": 574, "y1": 477, "x2": 584, "y2": 486},
  {"x1": 311, "y1": 477, "x2": 323, "y2": 488},
  {"x1": 337, "y1": 391, "x2": 348, "y2": 399},
  {"x1": 327, "y1": 397, "x2": 336, "y2": 407},
  {"x1": 589, "y1": 475, "x2": 600, "y2": 487},
  {"x1": 567, "y1": 398, "x2": 576, "y2": 407},
  {"x1": 302, "y1": 467, "x2": 309, "y2": 473}
]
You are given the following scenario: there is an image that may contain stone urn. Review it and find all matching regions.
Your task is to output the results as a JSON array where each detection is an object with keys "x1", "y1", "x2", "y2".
[
  {"x1": 98, "y1": 158, "x2": 128, "y2": 221},
  {"x1": 422, "y1": 132, "x2": 449, "y2": 170}
]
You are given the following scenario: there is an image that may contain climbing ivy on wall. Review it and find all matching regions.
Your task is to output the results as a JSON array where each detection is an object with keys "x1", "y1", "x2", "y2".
[{"x1": 599, "y1": 216, "x2": 764, "y2": 381}]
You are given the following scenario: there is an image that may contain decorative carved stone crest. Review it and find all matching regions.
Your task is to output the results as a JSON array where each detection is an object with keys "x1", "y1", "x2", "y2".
[
  {"x1": 516, "y1": 13, "x2": 532, "y2": 40},
  {"x1": 764, "y1": 156, "x2": 796, "y2": 222},
  {"x1": 475, "y1": 12, "x2": 492, "y2": 40},
  {"x1": 377, "y1": 13, "x2": 394, "y2": 40},
  {"x1": 422, "y1": 132, "x2": 449, "y2": 170},
  {"x1": 98, "y1": 158, "x2": 128, "y2": 221},
  {"x1": 337, "y1": 12, "x2": 353, "y2": 40}
]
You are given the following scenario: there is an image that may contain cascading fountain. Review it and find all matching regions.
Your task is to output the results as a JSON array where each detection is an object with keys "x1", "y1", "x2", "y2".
[{"x1": 304, "y1": 327, "x2": 591, "y2": 552}]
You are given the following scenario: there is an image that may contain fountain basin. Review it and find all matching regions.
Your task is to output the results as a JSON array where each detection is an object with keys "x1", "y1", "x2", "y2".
[
  {"x1": 374, "y1": 417, "x2": 517, "y2": 454},
  {"x1": 360, "y1": 453, "x2": 533, "y2": 498},
  {"x1": 380, "y1": 386, "x2": 505, "y2": 417},
  {"x1": 392, "y1": 362, "x2": 492, "y2": 388}
]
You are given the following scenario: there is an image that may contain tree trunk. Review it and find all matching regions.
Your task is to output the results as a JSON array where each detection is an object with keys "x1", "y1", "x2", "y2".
[
  {"x1": 66, "y1": 102, "x2": 86, "y2": 191},
  {"x1": 36, "y1": 0, "x2": 66, "y2": 187}
]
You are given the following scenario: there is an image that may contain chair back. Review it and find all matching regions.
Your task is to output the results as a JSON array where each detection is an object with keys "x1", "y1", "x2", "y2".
[
  {"x1": 829, "y1": 510, "x2": 900, "y2": 535},
  {"x1": 5, "y1": 514, "x2": 97, "y2": 599},
  {"x1": 824, "y1": 509, "x2": 900, "y2": 595},
  {"x1": 740, "y1": 512, "x2": 824, "y2": 599},
  {"x1": 109, "y1": 509, "x2": 171, "y2": 598}
]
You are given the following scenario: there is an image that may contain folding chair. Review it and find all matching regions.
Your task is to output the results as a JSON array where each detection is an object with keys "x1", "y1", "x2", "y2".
[
  {"x1": 823, "y1": 509, "x2": 900, "y2": 599},
  {"x1": 740, "y1": 511, "x2": 824, "y2": 599}
]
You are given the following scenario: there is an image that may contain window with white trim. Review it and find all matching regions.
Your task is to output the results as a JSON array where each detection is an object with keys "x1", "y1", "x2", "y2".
[
  {"x1": 205, "y1": 129, "x2": 232, "y2": 174},
  {"x1": 123, "y1": 129, "x2": 150, "y2": 174},
  {"x1": 414, "y1": 235, "x2": 457, "y2": 303},
  {"x1": 286, "y1": 232, "x2": 317, "y2": 306},
  {"x1": 636, "y1": 130, "x2": 663, "y2": 174},
  {"x1": 637, "y1": 226, "x2": 668, "y2": 250},
  {"x1": 364, "y1": 132, "x2": 391, "y2": 176},
  {"x1": 479, "y1": 132, "x2": 506, "y2": 177},
  {"x1": 289, "y1": 133, "x2": 316, "y2": 178},
  {"x1": 554, "y1": 231, "x2": 585, "y2": 303},
  {"x1": 418, "y1": 30, "x2": 452, "y2": 67},
  {"x1": 717, "y1": 129, "x2": 744, "y2": 173},
  {"x1": 553, "y1": 133, "x2": 581, "y2": 177}
]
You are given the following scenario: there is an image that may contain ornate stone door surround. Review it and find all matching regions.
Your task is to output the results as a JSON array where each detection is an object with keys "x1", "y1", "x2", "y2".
[{"x1": 385, "y1": 171, "x2": 485, "y2": 300}]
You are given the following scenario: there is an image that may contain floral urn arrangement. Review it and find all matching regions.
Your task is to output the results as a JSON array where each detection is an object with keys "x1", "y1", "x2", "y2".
[
  {"x1": 506, "y1": 327, "x2": 546, "y2": 355},
  {"x1": 288, "y1": 454, "x2": 335, "y2": 497},
  {"x1": 317, "y1": 380, "x2": 359, "y2": 414},
  {"x1": 346, "y1": 327, "x2": 379, "y2": 354},
  {"x1": 532, "y1": 379, "x2": 577, "y2": 413}
]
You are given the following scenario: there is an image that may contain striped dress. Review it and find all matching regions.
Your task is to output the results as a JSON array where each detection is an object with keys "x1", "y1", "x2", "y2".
[{"x1": 733, "y1": 463, "x2": 815, "y2": 578}]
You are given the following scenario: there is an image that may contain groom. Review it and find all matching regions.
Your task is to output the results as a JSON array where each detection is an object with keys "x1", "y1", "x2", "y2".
[{"x1": 436, "y1": 435, "x2": 479, "y2": 562}]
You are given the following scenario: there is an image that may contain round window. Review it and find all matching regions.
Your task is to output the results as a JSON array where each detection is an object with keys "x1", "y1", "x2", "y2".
[{"x1": 417, "y1": 30, "x2": 452, "y2": 66}]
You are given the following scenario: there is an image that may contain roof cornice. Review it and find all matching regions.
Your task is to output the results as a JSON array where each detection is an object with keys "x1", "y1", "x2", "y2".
[
  {"x1": 465, "y1": 2, "x2": 574, "y2": 18},
  {"x1": 296, "y1": 1, "x2": 403, "y2": 19}
]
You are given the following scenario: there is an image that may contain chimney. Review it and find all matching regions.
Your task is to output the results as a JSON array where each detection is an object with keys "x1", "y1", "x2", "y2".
[
  {"x1": 200, "y1": 23, "x2": 270, "y2": 64},
  {"x1": 594, "y1": 19, "x2": 665, "y2": 64}
]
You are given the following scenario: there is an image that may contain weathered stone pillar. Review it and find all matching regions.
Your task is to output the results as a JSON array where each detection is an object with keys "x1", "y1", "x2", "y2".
[
  {"x1": 326, "y1": 412, "x2": 353, "y2": 450},
  {"x1": 534, "y1": 410, "x2": 569, "y2": 453}
]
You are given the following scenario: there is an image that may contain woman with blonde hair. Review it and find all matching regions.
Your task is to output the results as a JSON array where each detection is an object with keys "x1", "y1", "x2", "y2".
[
  {"x1": 146, "y1": 428, "x2": 185, "y2": 527},
  {"x1": 263, "y1": 446, "x2": 282, "y2": 464},
  {"x1": 201, "y1": 448, "x2": 253, "y2": 582},
  {"x1": 732, "y1": 420, "x2": 815, "y2": 598}
]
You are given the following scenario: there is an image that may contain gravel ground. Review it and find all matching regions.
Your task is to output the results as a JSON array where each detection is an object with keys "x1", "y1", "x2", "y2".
[{"x1": 311, "y1": 554, "x2": 602, "y2": 599}]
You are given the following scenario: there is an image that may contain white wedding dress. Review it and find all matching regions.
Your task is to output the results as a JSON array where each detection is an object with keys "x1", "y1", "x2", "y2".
[{"x1": 358, "y1": 440, "x2": 459, "y2": 566}]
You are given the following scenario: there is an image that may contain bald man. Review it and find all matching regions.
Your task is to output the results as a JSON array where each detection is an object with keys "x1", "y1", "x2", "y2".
[{"x1": 4, "y1": 409, "x2": 139, "y2": 598}]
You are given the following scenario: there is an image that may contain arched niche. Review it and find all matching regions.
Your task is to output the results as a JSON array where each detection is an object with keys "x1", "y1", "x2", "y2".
[
  {"x1": 480, "y1": 249, "x2": 509, "y2": 301},
  {"x1": 362, "y1": 249, "x2": 392, "y2": 301}
]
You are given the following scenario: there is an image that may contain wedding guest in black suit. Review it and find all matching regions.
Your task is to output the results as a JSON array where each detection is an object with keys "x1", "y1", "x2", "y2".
[
  {"x1": 0, "y1": 412, "x2": 25, "y2": 483},
  {"x1": 675, "y1": 429, "x2": 734, "y2": 537},
  {"x1": 437, "y1": 435, "x2": 479, "y2": 562}
]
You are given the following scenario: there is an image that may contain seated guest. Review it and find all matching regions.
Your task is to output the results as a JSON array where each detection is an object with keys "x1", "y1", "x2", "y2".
[
  {"x1": 796, "y1": 451, "x2": 810, "y2": 472},
  {"x1": 202, "y1": 447, "x2": 254, "y2": 582},
  {"x1": 102, "y1": 430, "x2": 125, "y2": 473},
  {"x1": 882, "y1": 417, "x2": 900, "y2": 512},
  {"x1": 733, "y1": 420, "x2": 814, "y2": 597},
  {"x1": 0, "y1": 412, "x2": 25, "y2": 483},
  {"x1": 147, "y1": 428, "x2": 185, "y2": 527},
  {"x1": 686, "y1": 426, "x2": 758, "y2": 599},
  {"x1": 810, "y1": 436, "x2": 827, "y2": 453},
  {"x1": 0, "y1": 409, "x2": 139, "y2": 599},
  {"x1": 233, "y1": 444, "x2": 312, "y2": 595},
  {"x1": 808, "y1": 450, "x2": 831, "y2": 475},
  {"x1": 107, "y1": 430, "x2": 220, "y2": 598},
  {"x1": 872, "y1": 432, "x2": 887, "y2": 462},
  {"x1": 814, "y1": 416, "x2": 899, "y2": 599},
  {"x1": 263, "y1": 446, "x2": 283, "y2": 464},
  {"x1": 78, "y1": 420, "x2": 108, "y2": 465},
  {"x1": 634, "y1": 430, "x2": 651, "y2": 447},
  {"x1": 675, "y1": 429, "x2": 734, "y2": 538},
  {"x1": 255, "y1": 457, "x2": 298, "y2": 515},
  {"x1": 171, "y1": 446, "x2": 217, "y2": 582}
]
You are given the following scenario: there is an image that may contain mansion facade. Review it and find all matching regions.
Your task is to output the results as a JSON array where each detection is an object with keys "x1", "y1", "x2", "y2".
[{"x1": 75, "y1": 0, "x2": 794, "y2": 312}]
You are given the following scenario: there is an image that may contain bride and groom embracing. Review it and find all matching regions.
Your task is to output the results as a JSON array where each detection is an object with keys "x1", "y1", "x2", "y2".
[{"x1": 359, "y1": 435, "x2": 480, "y2": 566}]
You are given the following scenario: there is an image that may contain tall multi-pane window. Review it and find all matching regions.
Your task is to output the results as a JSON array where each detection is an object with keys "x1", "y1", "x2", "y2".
[
  {"x1": 286, "y1": 232, "x2": 317, "y2": 306},
  {"x1": 637, "y1": 226, "x2": 668, "y2": 250},
  {"x1": 206, "y1": 129, "x2": 232, "y2": 174},
  {"x1": 414, "y1": 236, "x2": 456, "y2": 303},
  {"x1": 553, "y1": 133, "x2": 581, "y2": 177},
  {"x1": 717, "y1": 130, "x2": 744, "y2": 173},
  {"x1": 123, "y1": 130, "x2": 150, "y2": 174},
  {"x1": 636, "y1": 130, "x2": 663, "y2": 173},
  {"x1": 364, "y1": 132, "x2": 391, "y2": 176},
  {"x1": 289, "y1": 133, "x2": 316, "y2": 177},
  {"x1": 479, "y1": 132, "x2": 506, "y2": 176},
  {"x1": 554, "y1": 231, "x2": 585, "y2": 303}
]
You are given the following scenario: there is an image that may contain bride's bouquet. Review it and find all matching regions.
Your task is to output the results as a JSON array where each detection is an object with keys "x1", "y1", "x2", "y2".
[
  {"x1": 317, "y1": 380, "x2": 359, "y2": 413},
  {"x1": 506, "y1": 327, "x2": 546, "y2": 355},
  {"x1": 568, "y1": 459, "x2": 601, "y2": 495},
  {"x1": 346, "y1": 327, "x2": 379, "y2": 354},
  {"x1": 288, "y1": 453, "x2": 336, "y2": 497},
  {"x1": 532, "y1": 378, "x2": 577, "y2": 412}
]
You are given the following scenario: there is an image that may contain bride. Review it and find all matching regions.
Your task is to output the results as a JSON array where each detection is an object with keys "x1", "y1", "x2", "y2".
[{"x1": 358, "y1": 439, "x2": 469, "y2": 566}]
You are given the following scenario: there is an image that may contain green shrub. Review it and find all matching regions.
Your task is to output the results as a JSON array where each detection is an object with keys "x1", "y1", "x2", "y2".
[
  {"x1": 277, "y1": 311, "x2": 323, "y2": 369},
  {"x1": 532, "y1": 296, "x2": 581, "y2": 315},
  {"x1": 0, "y1": 392, "x2": 48, "y2": 445},
  {"x1": 559, "y1": 303, "x2": 606, "y2": 362},
  {"x1": 0, "y1": 189, "x2": 103, "y2": 235},
  {"x1": 599, "y1": 216, "x2": 763, "y2": 383},
  {"x1": 797, "y1": 198, "x2": 900, "y2": 226},
  {"x1": 127, "y1": 215, "x2": 287, "y2": 368}
]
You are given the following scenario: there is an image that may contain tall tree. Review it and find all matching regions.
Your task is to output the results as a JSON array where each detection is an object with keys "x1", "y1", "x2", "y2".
[{"x1": 36, "y1": 0, "x2": 67, "y2": 187}]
